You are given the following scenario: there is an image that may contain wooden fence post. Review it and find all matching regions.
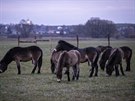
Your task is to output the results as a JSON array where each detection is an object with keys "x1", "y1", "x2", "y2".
[
  {"x1": 34, "y1": 36, "x2": 37, "y2": 45},
  {"x1": 108, "y1": 33, "x2": 110, "y2": 46},
  {"x1": 76, "y1": 35, "x2": 79, "y2": 48},
  {"x1": 18, "y1": 36, "x2": 20, "y2": 46}
]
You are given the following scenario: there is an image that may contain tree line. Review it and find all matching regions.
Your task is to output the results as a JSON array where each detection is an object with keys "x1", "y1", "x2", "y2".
[{"x1": 0, "y1": 17, "x2": 135, "y2": 38}]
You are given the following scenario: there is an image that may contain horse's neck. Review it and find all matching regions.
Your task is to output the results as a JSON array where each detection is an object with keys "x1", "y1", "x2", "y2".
[{"x1": 1, "y1": 52, "x2": 13, "y2": 66}]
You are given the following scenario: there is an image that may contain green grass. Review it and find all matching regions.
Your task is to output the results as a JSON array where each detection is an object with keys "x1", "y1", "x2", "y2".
[{"x1": 0, "y1": 39, "x2": 135, "y2": 101}]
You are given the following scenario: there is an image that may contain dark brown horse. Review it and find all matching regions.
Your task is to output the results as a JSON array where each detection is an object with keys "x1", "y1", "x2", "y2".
[
  {"x1": 55, "y1": 50, "x2": 81, "y2": 82},
  {"x1": 0, "y1": 46, "x2": 43, "y2": 74},
  {"x1": 54, "y1": 40, "x2": 99, "y2": 77},
  {"x1": 99, "y1": 46, "x2": 132, "y2": 71},
  {"x1": 106, "y1": 48, "x2": 125, "y2": 76}
]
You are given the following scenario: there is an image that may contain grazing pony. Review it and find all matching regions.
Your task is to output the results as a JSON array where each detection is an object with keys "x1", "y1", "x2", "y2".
[
  {"x1": 99, "y1": 46, "x2": 132, "y2": 71},
  {"x1": 105, "y1": 48, "x2": 125, "y2": 76},
  {"x1": 55, "y1": 50, "x2": 81, "y2": 82},
  {"x1": 0, "y1": 46, "x2": 43, "y2": 74},
  {"x1": 55, "y1": 40, "x2": 99, "y2": 77}
]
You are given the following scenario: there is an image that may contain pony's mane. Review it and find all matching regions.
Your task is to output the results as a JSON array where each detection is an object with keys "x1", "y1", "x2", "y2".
[{"x1": 58, "y1": 40, "x2": 78, "y2": 49}]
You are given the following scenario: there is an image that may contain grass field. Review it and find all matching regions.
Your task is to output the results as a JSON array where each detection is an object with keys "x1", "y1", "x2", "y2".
[{"x1": 0, "y1": 39, "x2": 135, "y2": 101}]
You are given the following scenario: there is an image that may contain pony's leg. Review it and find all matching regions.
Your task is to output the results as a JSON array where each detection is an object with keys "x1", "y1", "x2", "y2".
[
  {"x1": 126, "y1": 59, "x2": 131, "y2": 71},
  {"x1": 37, "y1": 65, "x2": 41, "y2": 74},
  {"x1": 76, "y1": 64, "x2": 80, "y2": 80},
  {"x1": 16, "y1": 61, "x2": 21, "y2": 74},
  {"x1": 66, "y1": 67, "x2": 70, "y2": 81},
  {"x1": 115, "y1": 65, "x2": 119, "y2": 76},
  {"x1": 31, "y1": 61, "x2": 38, "y2": 74},
  {"x1": 89, "y1": 63, "x2": 94, "y2": 77},
  {"x1": 37, "y1": 55, "x2": 42, "y2": 74},
  {"x1": 50, "y1": 59, "x2": 55, "y2": 73},
  {"x1": 94, "y1": 64, "x2": 98, "y2": 77},
  {"x1": 120, "y1": 63, "x2": 125, "y2": 76},
  {"x1": 37, "y1": 61, "x2": 42, "y2": 74},
  {"x1": 72, "y1": 65, "x2": 78, "y2": 80},
  {"x1": 72, "y1": 66, "x2": 76, "y2": 80}
]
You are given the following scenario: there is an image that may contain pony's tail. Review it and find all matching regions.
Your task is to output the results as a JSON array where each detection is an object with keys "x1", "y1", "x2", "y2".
[
  {"x1": 94, "y1": 51, "x2": 99, "y2": 65},
  {"x1": 126, "y1": 48, "x2": 132, "y2": 71},
  {"x1": 38, "y1": 50, "x2": 43, "y2": 69},
  {"x1": 129, "y1": 49, "x2": 132, "y2": 61}
]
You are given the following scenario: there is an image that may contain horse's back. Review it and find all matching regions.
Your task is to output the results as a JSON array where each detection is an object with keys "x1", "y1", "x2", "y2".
[
  {"x1": 12, "y1": 46, "x2": 42, "y2": 62},
  {"x1": 120, "y1": 46, "x2": 132, "y2": 59},
  {"x1": 108, "y1": 48, "x2": 123, "y2": 65},
  {"x1": 67, "y1": 50, "x2": 81, "y2": 65}
]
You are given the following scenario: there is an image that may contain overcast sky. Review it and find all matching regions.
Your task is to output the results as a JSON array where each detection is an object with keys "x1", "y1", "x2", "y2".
[{"x1": 0, "y1": 0, "x2": 135, "y2": 25}]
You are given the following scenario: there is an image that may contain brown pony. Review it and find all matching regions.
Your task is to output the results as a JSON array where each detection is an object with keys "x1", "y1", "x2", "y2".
[
  {"x1": 55, "y1": 50, "x2": 81, "y2": 82},
  {"x1": 105, "y1": 48, "x2": 125, "y2": 76},
  {"x1": 55, "y1": 40, "x2": 99, "y2": 77},
  {"x1": 0, "y1": 46, "x2": 43, "y2": 74}
]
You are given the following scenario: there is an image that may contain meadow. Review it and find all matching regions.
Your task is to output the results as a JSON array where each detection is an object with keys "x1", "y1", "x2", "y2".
[{"x1": 0, "y1": 38, "x2": 135, "y2": 101}]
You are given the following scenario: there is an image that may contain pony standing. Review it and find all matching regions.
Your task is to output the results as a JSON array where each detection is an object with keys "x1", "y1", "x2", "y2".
[
  {"x1": 0, "y1": 46, "x2": 43, "y2": 74},
  {"x1": 55, "y1": 50, "x2": 81, "y2": 82}
]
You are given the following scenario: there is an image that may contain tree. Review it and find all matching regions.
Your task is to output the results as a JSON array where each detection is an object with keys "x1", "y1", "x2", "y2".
[
  {"x1": 16, "y1": 19, "x2": 33, "y2": 37},
  {"x1": 74, "y1": 24, "x2": 86, "y2": 36},
  {"x1": 85, "y1": 17, "x2": 116, "y2": 38}
]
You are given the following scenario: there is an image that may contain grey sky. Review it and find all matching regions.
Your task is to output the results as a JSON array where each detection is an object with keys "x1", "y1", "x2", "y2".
[{"x1": 0, "y1": 0, "x2": 135, "y2": 25}]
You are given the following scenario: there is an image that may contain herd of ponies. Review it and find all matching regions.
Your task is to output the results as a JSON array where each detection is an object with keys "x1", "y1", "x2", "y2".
[{"x1": 0, "y1": 40, "x2": 132, "y2": 82}]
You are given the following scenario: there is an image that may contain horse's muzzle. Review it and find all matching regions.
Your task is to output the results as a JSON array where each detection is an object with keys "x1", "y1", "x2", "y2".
[{"x1": 57, "y1": 79, "x2": 61, "y2": 83}]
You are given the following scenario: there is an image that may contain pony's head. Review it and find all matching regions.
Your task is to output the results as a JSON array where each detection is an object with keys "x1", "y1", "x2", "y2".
[
  {"x1": 105, "y1": 49, "x2": 118, "y2": 76},
  {"x1": 105, "y1": 63, "x2": 114, "y2": 76},
  {"x1": 0, "y1": 62, "x2": 7, "y2": 73},
  {"x1": 99, "y1": 48, "x2": 112, "y2": 71},
  {"x1": 55, "y1": 51, "x2": 68, "y2": 82}
]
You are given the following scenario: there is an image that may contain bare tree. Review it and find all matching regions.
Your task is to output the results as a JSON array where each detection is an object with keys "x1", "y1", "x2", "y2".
[
  {"x1": 16, "y1": 19, "x2": 33, "y2": 37},
  {"x1": 85, "y1": 17, "x2": 116, "y2": 38}
]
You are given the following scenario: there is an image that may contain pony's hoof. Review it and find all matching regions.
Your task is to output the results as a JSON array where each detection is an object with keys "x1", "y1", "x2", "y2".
[
  {"x1": 57, "y1": 79, "x2": 61, "y2": 83},
  {"x1": 95, "y1": 75, "x2": 98, "y2": 77},
  {"x1": 89, "y1": 75, "x2": 92, "y2": 78},
  {"x1": 126, "y1": 69, "x2": 130, "y2": 72},
  {"x1": 18, "y1": 72, "x2": 21, "y2": 75}
]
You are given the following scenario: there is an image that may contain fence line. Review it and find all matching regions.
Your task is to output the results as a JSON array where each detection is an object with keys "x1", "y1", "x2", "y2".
[{"x1": 17, "y1": 36, "x2": 50, "y2": 46}]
